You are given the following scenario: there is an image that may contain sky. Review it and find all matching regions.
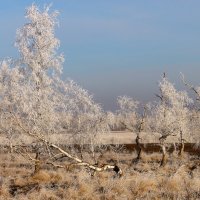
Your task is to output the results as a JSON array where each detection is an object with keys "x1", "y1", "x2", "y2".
[{"x1": 1, "y1": 1, "x2": 200, "y2": 110}]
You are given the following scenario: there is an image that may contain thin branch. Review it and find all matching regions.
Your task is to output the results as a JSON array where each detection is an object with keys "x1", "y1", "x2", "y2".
[
  {"x1": 120, "y1": 121, "x2": 133, "y2": 132},
  {"x1": 180, "y1": 72, "x2": 200, "y2": 99}
]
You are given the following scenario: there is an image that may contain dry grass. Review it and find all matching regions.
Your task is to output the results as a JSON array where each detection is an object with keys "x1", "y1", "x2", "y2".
[{"x1": 0, "y1": 149, "x2": 199, "y2": 200}]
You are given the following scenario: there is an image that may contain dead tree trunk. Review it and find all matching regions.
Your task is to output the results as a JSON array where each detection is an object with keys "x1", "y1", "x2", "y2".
[
  {"x1": 50, "y1": 144, "x2": 123, "y2": 176},
  {"x1": 159, "y1": 135, "x2": 168, "y2": 167},
  {"x1": 178, "y1": 130, "x2": 185, "y2": 157},
  {"x1": 9, "y1": 141, "x2": 13, "y2": 154},
  {"x1": 136, "y1": 135, "x2": 142, "y2": 160},
  {"x1": 159, "y1": 130, "x2": 177, "y2": 167},
  {"x1": 34, "y1": 152, "x2": 41, "y2": 174},
  {"x1": 178, "y1": 140, "x2": 185, "y2": 157},
  {"x1": 135, "y1": 106, "x2": 146, "y2": 162},
  {"x1": 160, "y1": 143, "x2": 167, "y2": 167}
]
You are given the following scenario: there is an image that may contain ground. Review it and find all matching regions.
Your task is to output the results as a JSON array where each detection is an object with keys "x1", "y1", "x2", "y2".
[{"x1": 0, "y1": 147, "x2": 199, "y2": 200}]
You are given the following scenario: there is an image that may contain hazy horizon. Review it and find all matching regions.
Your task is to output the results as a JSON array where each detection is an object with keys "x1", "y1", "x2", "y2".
[{"x1": 1, "y1": 1, "x2": 200, "y2": 110}]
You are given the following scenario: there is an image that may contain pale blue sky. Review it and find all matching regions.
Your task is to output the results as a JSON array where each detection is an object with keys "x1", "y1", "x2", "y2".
[{"x1": 1, "y1": 1, "x2": 200, "y2": 110}]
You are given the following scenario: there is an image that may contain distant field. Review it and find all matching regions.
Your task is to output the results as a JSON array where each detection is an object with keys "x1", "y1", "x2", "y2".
[
  {"x1": 0, "y1": 131, "x2": 197, "y2": 145},
  {"x1": 0, "y1": 131, "x2": 199, "y2": 156}
]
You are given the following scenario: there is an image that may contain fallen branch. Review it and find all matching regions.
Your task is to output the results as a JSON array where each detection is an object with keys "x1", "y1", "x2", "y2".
[
  {"x1": 50, "y1": 143, "x2": 122, "y2": 176},
  {"x1": 13, "y1": 114, "x2": 123, "y2": 177}
]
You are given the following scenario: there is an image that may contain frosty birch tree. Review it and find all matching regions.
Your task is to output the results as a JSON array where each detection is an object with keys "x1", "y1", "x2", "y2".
[
  {"x1": 0, "y1": 4, "x2": 122, "y2": 176},
  {"x1": 117, "y1": 96, "x2": 147, "y2": 161},
  {"x1": 181, "y1": 73, "x2": 200, "y2": 146},
  {"x1": 151, "y1": 74, "x2": 192, "y2": 166},
  {"x1": 117, "y1": 96, "x2": 139, "y2": 130}
]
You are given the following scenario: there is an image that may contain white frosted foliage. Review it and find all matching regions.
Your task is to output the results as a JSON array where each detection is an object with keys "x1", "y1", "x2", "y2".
[{"x1": 0, "y1": 4, "x2": 105, "y2": 148}]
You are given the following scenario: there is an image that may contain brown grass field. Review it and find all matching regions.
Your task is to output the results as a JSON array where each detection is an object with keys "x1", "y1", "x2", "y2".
[{"x1": 0, "y1": 145, "x2": 199, "y2": 200}]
